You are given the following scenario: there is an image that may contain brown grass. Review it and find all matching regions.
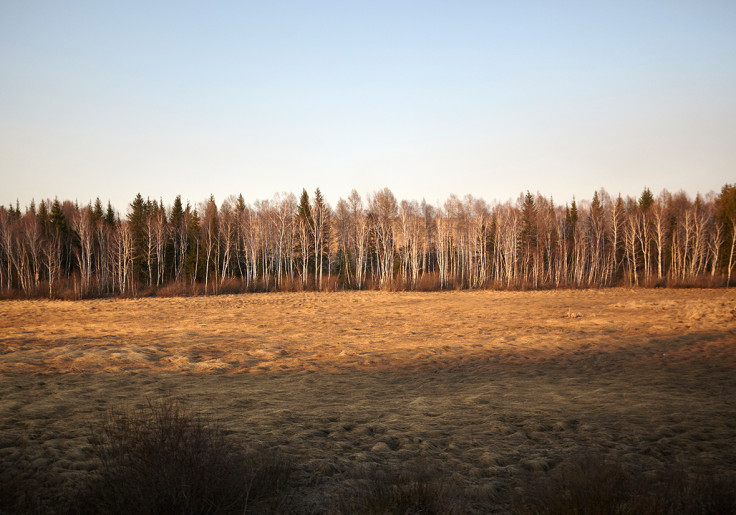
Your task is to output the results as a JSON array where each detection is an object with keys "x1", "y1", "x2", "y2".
[{"x1": 1, "y1": 289, "x2": 735, "y2": 512}]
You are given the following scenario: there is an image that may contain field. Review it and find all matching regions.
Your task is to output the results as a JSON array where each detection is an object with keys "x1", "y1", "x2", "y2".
[{"x1": 1, "y1": 289, "x2": 736, "y2": 513}]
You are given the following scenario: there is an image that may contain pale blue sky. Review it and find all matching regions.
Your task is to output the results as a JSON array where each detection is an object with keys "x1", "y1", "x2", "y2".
[{"x1": 2, "y1": 1, "x2": 735, "y2": 212}]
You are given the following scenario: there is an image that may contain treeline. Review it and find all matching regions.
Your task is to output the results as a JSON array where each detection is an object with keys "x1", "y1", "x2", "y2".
[{"x1": 1, "y1": 185, "x2": 735, "y2": 299}]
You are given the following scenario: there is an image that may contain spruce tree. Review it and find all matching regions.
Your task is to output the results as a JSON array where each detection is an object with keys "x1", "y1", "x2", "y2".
[
  {"x1": 296, "y1": 189, "x2": 313, "y2": 284},
  {"x1": 590, "y1": 191, "x2": 603, "y2": 220},
  {"x1": 716, "y1": 184, "x2": 736, "y2": 282},
  {"x1": 50, "y1": 199, "x2": 68, "y2": 234},
  {"x1": 521, "y1": 191, "x2": 536, "y2": 244},
  {"x1": 298, "y1": 189, "x2": 312, "y2": 223},
  {"x1": 37, "y1": 200, "x2": 50, "y2": 233},
  {"x1": 313, "y1": 188, "x2": 329, "y2": 288},
  {"x1": 639, "y1": 187, "x2": 654, "y2": 212},
  {"x1": 105, "y1": 201, "x2": 116, "y2": 226},
  {"x1": 127, "y1": 193, "x2": 147, "y2": 283},
  {"x1": 185, "y1": 207, "x2": 202, "y2": 284},
  {"x1": 171, "y1": 195, "x2": 184, "y2": 227},
  {"x1": 92, "y1": 198, "x2": 104, "y2": 223},
  {"x1": 716, "y1": 184, "x2": 736, "y2": 225},
  {"x1": 49, "y1": 198, "x2": 72, "y2": 277}
]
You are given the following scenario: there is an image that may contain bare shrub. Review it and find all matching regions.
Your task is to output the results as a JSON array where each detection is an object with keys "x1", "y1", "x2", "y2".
[
  {"x1": 340, "y1": 460, "x2": 463, "y2": 514},
  {"x1": 513, "y1": 453, "x2": 636, "y2": 515},
  {"x1": 277, "y1": 275, "x2": 303, "y2": 292},
  {"x1": 0, "y1": 287, "x2": 22, "y2": 300},
  {"x1": 665, "y1": 274, "x2": 725, "y2": 289},
  {"x1": 0, "y1": 447, "x2": 41, "y2": 514},
  {"x1": 76, "y1": 399, "x2": 291, "y2": 514},
  {"x1": 218, "y1": 277, "x2": 244, "y2": 295},
  {"x1": 154, "y1": 281, "x2": 190, "y2": 297},
  {"x1": 319, "y1": 275, "x2": 342, "y2": 292},
  {"x1": 512, "y1": 452, "x2": 736, "y2": 515},
  {"x1": 50, "y1": 277, "x2": 79, "y2": 300},
  {"x1": 646, "y1": 468, "x2": 736, "y2": 515},
  {"x1": 415, "y1": 273, "x2": 441, "y2": 292}
]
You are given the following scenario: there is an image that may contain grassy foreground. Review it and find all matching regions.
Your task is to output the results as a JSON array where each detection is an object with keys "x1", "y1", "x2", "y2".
[{"x1": 1, "y1": 289, "x2": 735, "y2": 513}]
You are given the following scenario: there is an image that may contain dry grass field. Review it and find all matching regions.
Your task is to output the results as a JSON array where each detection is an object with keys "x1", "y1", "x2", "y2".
[{"x1": 1, "y1": 289, "x2": 735, "y2": 513}]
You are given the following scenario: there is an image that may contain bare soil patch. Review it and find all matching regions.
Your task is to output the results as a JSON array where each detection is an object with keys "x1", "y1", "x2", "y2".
[{"x1": 1, "y1": 289, "x2": 735, "y2": 512}]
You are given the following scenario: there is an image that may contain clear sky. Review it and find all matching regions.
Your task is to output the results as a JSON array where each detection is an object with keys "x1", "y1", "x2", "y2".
[{"x1": 2, "y1": 1, "x2": 735, "y2": 213}]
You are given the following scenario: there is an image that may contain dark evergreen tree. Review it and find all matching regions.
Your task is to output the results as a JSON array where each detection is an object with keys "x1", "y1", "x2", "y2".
[
  {"x1": 565, "y1": 199, "x2": 578, "y2": 245},
  {"x1": 314, "y1": 187, "x2": 331, "y2": 281},
  {"x1": 296, "y1": 189, "x2": 313, "y2": 282},
  {"x1": 127, "y1": 193, "x2": 147, "y2": 283},
  {"x1": 590, "y1": 191, "x2": 603, "y2": 221},
  {"x1": 170, "y1": 195, "x2": 184, "y2": 227},
  {"x1": 37, "y1": 200, "x2": 50, "y2": 233},
  {"x1": 716, "y1": 184, "x2": 736, "y2": 221},
  {"x1": 49, "y1": 199, "x2": 68, "y2": 234},
  {"x1": 716, "y1": 184, "x2": 736, "y2": 281},
  {"x1": 185, "y1": 206, "x2": 202, "y2": 283},
  {"x1": 613, "y1": 194, "x2": 626, "y2": 278},
  {"x1": 521, "y1": 191, "x2": 536, "y2": 244},
  {"x1": 298, "y1": 189, "x2": 312, "y2": 223},
  {"x1": 92, "y1": 198, "x2": 104, "y2": 223},
  {"x1": 105, "y1": 201, "x2": 116, "y2": 226},
  {"x1": 49, "y1": 198, "x2": 73, "y2": 277},
  {"x1": 570, "y1": 199, "x2": 578, "y2": 225},
  {"x1": 639, "y1": 187, "x2": 654, "y2": 212},
  {"x1": 8, "y1": 201, "x2": 20, "y2": 220}
]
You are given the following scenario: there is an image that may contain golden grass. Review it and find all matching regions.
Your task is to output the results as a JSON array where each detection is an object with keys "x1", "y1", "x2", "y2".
[{"x1": 1, "y1": 289, "x2": 735, "y2": 512}]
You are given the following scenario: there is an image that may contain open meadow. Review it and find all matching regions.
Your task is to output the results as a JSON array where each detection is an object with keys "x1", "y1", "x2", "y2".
[{"x1": 1, "y1": 289, "x2": 735, "y2": 513}]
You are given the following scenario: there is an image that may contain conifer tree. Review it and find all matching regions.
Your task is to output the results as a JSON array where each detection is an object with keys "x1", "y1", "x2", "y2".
[
  {"x1": 185, "y1": 206, "x2": 201, "y2": 285},
  {"x1": 50, "y1": 199, "x2": 68, "y2": 235},
  {"x1": 312, "y1": 188, "x2": 329, "y2": 288},
  {"x1": 92, "y1": 198, "x2": 104, "y2": 223},
  {"x1": 48, "y1": 198, "x2": 74, "y2": 279},
  {"x1": 716, "y1": 184, "x2": 736, "y2": 285},
  {"x1": 570, "y1": 199, "x2": 578, "y2": 225},
  {"x1": 201, "y1": 195, "x2": 219, "y2": 293},
  {"x1": 296, "y1": 189, "x2": 312, "y2": 285},
  {"x1": 521, "y1": 191, "x2": 536, "y2": 244},
  {"x1": 105, "y1": 201, "x2": 116, "y2": 226},
  {"x1": 170, "y1": 196, "x2": 184, "y2": 226},
  {"x1": 37, "y1": 200, "x2": 50, "y2": 233},
  {"x1": 127, "y1": 193, "x2": 147, "y2": 283},
  {"x1": 639, "y1": 187, "x2": 654, "y2": 212},
  {"x1": 169, "y1": 195, "x2": 186, "y2": 282},
  {"x1": 611, "y1": 194, "x2": 625, "y2": 280}
]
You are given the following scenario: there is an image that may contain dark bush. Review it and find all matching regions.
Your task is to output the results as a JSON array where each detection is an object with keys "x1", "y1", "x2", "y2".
[
  {"x1": 0, "y1": 452, "x2": 41, "y2": 514},
  {"x1": 340, "y1": 460, "x2": 463, "y2": 514},
  {"x1": 512, "y1": 452, "x2": 736, "y2": 515},
  {"x1": 76, "y1": 399, "x2": 290, "y2": 514}
]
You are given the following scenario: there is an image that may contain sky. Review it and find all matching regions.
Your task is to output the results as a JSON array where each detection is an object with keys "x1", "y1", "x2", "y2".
[{"x1": 2, "y1": 1, "x2": 735, "y2": 214}]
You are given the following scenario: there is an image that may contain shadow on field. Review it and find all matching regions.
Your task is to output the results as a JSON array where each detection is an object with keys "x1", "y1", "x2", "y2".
[{"x1": 2, "y1": 396, "x2": 735, "y2": 514}]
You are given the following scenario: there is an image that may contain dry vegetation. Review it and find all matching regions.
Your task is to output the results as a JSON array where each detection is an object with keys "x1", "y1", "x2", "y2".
[{"x1": 1, "y1": 289, "x2": 735, "y2": 513}]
